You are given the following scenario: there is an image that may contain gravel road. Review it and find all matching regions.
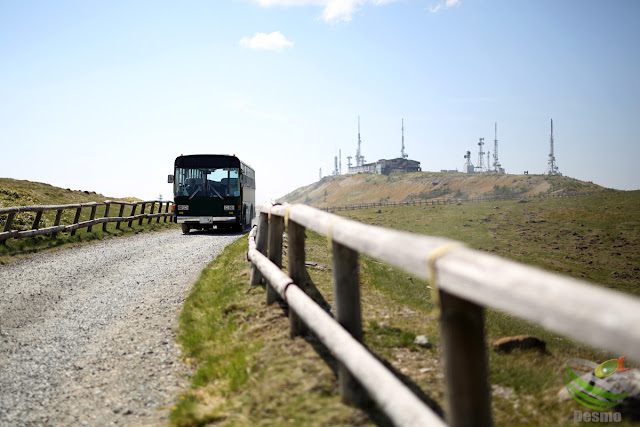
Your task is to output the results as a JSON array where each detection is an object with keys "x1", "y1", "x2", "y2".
[{"x1": 0, "y1": 229, "x2": 242, "y2": 426}]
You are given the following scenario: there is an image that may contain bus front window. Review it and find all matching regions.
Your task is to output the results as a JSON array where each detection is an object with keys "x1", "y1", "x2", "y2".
[
  {"x1": 205, "y1": 168, "x2": 240, "y2": 198},
  {"x1": 175, "y1": 167, "x2": 240, "y2": 198},
  {"x1": 175, "y1": 168, "x2": 205, "y2": 198}
]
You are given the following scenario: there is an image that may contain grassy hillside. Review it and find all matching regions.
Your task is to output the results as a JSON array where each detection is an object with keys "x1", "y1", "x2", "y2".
[
  {"x1": 279, "y1": 172, "x2": 604, "y2": 207},
  {"x1": 0, "y1": 178, "x2": 176, "y2": 263},
  {"x1": 0, "y1": 178, "x2": 128, "y2": 207},
  {"x1": 174, "y1": 190, "x2": 640, "y2": 425}
]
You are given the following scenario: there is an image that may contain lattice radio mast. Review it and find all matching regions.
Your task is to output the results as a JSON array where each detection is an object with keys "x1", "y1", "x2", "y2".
[
  {"x1": 493, "y1": 122, "x2": 502, "y2": 173},
  {"x1": 546, "y1": 119, "x2": 561, "y2": 175},
  {"x1": 476, "y1": 138, "x2": 486, "y2": 172},
  {"x1": 356, "y1": 116, "x2": 365, "y2": 166}
]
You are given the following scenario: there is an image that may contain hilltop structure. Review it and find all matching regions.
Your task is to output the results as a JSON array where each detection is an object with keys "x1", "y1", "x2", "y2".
[
  {"x1": 463, "y1": 122, "x2": 506, "y2": 174},
  {"x1": 347, "y1": 118, "x2": 421, "y2": 175},
  {"x1": 349, "y1": 157, "x2": 421, "y2": 175},
  {"x1": 545, "y1": 119, "x2": 562, "y2": 176}
]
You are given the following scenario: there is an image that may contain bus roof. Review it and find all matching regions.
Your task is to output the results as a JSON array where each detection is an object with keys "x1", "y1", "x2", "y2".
[{"x1": 175, "y1": 154, "x2": 250, "y2": 169}]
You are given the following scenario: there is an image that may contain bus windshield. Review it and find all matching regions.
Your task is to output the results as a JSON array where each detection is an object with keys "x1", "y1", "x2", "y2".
[{"x1": 175, "y1": 167, "x2": 240, "y2": 199}]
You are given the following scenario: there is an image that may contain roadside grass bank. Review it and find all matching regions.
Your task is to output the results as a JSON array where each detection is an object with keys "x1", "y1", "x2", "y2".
[
  {"x1": 172, "y1": 190, "x2": 639, "y2": 426},
  {"x1": 171, "y1": 236, "x2": 380, "y2": 426}
]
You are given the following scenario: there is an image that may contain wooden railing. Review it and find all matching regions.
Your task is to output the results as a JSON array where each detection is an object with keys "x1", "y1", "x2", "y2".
[
  {"x1": 320, "y1": 191, "x2": 594, "y2": 212},
  {"x1": 248, "y1": 202, "x2": 640, "y2": 427},
  {"x1": 0, "y1": 200, "x2": 174, "y2": 242}
]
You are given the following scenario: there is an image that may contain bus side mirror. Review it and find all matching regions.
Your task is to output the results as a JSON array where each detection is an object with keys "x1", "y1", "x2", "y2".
[{"x1": 168, "y1": 175, "x2": 174, "y2": 184}]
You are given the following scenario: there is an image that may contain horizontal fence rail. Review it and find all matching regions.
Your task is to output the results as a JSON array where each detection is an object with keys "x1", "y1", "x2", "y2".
[
  {"x1": 320, "y1": 190, "x2": 594, "y2": 212},
  {"x1": 0, "y1": 200, "x2": 174, "y2": 242},
  {"x1": 247, "y1": 225, "x2": 446, "y2": 427},
  {"x1": 249, "y1": 202, "x2": 640, "y2": 427}
]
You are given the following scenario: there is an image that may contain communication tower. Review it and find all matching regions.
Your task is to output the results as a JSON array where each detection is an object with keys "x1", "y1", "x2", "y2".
[
  {"x1": 463, "y1": 151, "x2": 474, "y2": 173},
  {"x1": 347, "y1": 155, "x2": 352, "y2": 169},
  {"x1": 333, "y1": 155, "x2": 339, "y2": 176},
  {"x1": 356, "y1": 116, "x2": 365, "y2": 166},
  {"x1": 476, "y1": 138, "x2": 486, "y2": 172},
  {"x1": 493, "y1": 122, "x2": 502, "y2": 173},
  {"x1": 401, "y1": 119, "x2": 408, "y2": 159},
  {"x1": 546, "y1": 119, "x2": 561, "y2": 175}
]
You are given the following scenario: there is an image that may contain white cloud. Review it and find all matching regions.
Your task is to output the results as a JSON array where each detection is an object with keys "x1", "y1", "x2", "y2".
[
  {"x1": 429, "y1": 0, "x2": 460, "y2": 13},
  {"x1": 251, "y1": 0, "x2": 399, "y2": 23},
  {"x1": 239, "y1": 31, "x2": 294, "y2": 51}
]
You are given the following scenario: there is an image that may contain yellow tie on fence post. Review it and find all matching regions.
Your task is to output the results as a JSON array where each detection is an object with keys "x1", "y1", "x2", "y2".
[{"x1": 427, "y1": 242, "x2": 465, "y2": 315}]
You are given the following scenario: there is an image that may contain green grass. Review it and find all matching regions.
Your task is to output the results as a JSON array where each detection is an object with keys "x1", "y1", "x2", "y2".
[
  {"x1": 172, "y1": 190, "x2": 640, "y2": 426},
  {"x1": 171, "y1": 238, "x2": 380, "y2": 426}
]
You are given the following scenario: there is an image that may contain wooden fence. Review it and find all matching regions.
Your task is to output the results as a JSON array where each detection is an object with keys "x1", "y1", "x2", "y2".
[
  {"x1": 321, "y1": 191, "x2": 593, "y2": 212},
  {"x1": 0, "y1": 200, "x2": 174, "y2": 242},
  {"x1": 248, "y1": 202, "x2": 640, "y2": 427}
]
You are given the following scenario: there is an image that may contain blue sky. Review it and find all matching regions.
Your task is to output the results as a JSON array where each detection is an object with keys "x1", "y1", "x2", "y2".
[{"x1": 1, "y1": 0, "x2": 639, "y2": 204}]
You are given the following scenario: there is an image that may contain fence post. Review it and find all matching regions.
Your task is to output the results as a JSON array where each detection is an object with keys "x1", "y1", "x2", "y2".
[
  {"x1": 332, "y1": 240, "x2": 364, "y2": 405},
  {"x1": 163, "y1": 202, "x2": 169, "y2": 222},
  {"x1": 31, "y1": 210, "x2": 43, "y2": 230},
  {"x1": 287, "y1": 220, "x2": 307, "y2": 338},
  {"x1": 250, "y1": 212, "x2": 269, "y2": 286},
  {"x1": 53, "y1": 209, "x2": 63, "y2": 236},
  {"x1": 117, "y1": 204, "x2": 126, "y2": 229},
  {"x1": 266, "y1": 213, "x2": 283, "y2": 305},
  {"x1": 148, "y1": 202, "x2": 156, "y2": 224},
  {"x1": 439, "y1": 290, "x2": 492, "y2": 427},
  {"x1": 128, "y1": 204, "x2": 137, "y2": 228},
  {"x1": 138, "y1": 203, "x2": 146, "y2": 226},
  {"x1": 102, "y1": 203, "x2": 110, "y2": 232},
  {"x1": 70, "y1": 207, "x2": 82, "y2": 236},
  {"x1": 3, "y1": 212, "x2": 15, "y2": 232},
  {"x1": 87, "y1": 204, "x2": 97, "y2": 232}
]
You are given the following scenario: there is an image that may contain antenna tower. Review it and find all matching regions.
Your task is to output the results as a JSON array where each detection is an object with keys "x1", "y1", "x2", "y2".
[
  {"x1": 356, "y1": 116, "x2": 365, "y2": 166},
  {"x1": 493, "y1": 122, "x2": 502, "y2": 173},
  {"x1": 546, "y1": 119, "x2": 561, "y2": 175},
  {"x1": 333, "y1": 155, "x2": 338, "y2": 175},
  {"x1": 463, "y1": 150, "x2": 474, "y2": 173},
  {"x1": 401, "y1": 119, "x2": 408, "y2": 159},
  {"x1": 347, "y1": 155, "x2": 352, "y2": 170},
  {"x1": 476, "y1": 138, "x2": 486, "y2": 172},
  {"x1": 339, "y1": 149, "x2": 342, "y2": 174}
]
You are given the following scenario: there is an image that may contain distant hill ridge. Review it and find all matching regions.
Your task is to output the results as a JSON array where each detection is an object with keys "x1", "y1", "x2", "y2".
[{"x1": 279, "y1": 173, "x2": 605, "y2": 207}]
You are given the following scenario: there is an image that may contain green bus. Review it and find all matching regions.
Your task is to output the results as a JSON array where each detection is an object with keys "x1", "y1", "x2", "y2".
[{"x1": 169, "y1": 154, "x2": 255, "y2": 233}]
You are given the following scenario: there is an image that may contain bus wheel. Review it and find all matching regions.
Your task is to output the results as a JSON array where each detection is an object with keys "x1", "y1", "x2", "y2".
[{"x1": 181, "y1": 224, "x2": 191, "y2": 234}]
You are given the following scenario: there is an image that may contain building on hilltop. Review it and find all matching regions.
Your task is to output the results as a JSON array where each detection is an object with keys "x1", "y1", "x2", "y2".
[
  {"x1": 348, "y1": 157, "x2": 421, "y2": 175},
  {"x1": 344, "y1": 117, "x2": 421, "y2": 175}
]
